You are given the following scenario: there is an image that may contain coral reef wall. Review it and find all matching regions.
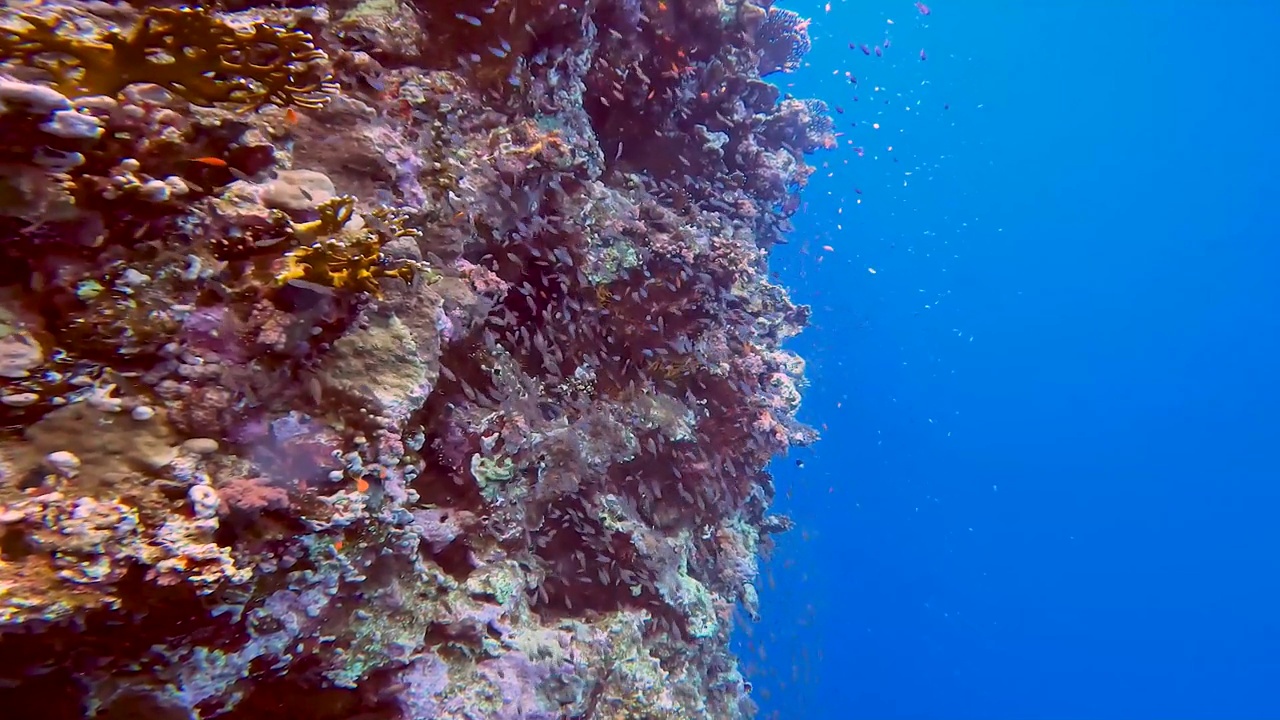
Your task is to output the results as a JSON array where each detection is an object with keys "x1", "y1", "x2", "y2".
[{"x1": 0, "y1": 0, "x2": 829, "y2": 717}]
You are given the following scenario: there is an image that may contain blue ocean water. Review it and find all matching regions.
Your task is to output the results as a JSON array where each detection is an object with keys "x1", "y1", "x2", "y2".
[{"x1": 740, "y1": 2, "x2": 1280, "y2": 718}]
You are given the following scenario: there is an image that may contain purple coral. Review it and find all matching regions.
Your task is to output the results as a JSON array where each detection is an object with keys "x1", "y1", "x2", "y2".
[
  {"x1": 395, "y1": 652, "x2": 451, "y2": 719},
  {"x1": 412, "y1": 508, "x2": 476, "y2": 553},
  {"x1": 472, "y1": 652, "x2": 559, "y2": 720}
]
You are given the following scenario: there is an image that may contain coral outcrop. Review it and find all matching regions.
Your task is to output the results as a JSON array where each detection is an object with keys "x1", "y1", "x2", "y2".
[{"x1": 0, "y1": 0, "x2": 829, "y2": 718}]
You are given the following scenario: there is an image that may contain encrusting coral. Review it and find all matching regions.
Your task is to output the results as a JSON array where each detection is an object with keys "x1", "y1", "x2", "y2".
[{"x1": 0, "y1": 0, "x2": 834, "y2": 718}]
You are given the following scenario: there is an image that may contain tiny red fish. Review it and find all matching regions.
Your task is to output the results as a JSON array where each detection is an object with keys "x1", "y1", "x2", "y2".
[
  {"x1": 920, "y1": 48, "x2": 927, "y2": 61},
  {"x1": 915, "y1": 2, "x2": 931, "y2": 15},
  {"x1": 190, "y1": 156, "x2": 227, "y2": 167}
]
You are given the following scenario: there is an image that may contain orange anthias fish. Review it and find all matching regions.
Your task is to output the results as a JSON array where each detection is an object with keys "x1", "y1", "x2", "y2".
[{"x1": 190, "y1": 156, "x2": 228, "y2": 167}]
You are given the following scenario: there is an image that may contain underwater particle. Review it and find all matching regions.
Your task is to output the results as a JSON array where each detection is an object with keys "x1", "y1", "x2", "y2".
[
  {"x1": 0, "y1": 77, "x2": 70, "y2": 111},
  {"x1": 1, "y1": 392, "x2": 40, "y2": 407},
  {"x1": 39, "y1": 108, "x2": 103, "y2": 139},
  {"x1": 138, "y1": 179, "x2": 171, "y2": 202},
  {"x1": 44, "y1": 450, "x2": 81, "y2": 477},
  {"x1": 262, "y1": 169, "x2": 336, "y2": 211},
  {"x1": 188, "y1": 484, "x2": 221, "y2": 519},
  {"x1": 87, "y1": 384, "x2": 124, "y2": 412},
  {"x1": 867, "y1": 267, "x2": 877, "y2": 274},
  {"x1": 181, "y1": 437, "x2": 220, "y2": 454},
  {"x1": 0, "y1": 330, "x2": 44, "y2": 378}
]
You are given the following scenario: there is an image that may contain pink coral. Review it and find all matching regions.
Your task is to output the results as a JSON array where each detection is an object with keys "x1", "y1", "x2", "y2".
[{"x1": 218, "y1": 476, "x2": 289, "y2": 515}]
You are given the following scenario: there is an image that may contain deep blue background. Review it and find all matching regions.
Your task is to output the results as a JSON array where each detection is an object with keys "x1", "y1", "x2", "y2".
[{"x1": 740, "y1": 2, "x2": 1280, "y2": 718}]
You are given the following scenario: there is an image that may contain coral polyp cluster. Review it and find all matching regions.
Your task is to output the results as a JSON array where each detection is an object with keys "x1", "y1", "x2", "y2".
[{"x1": 0, "y1": 0, "x2": 831, "y2": 718}]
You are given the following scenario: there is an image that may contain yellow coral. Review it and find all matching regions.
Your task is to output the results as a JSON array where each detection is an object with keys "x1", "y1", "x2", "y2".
[
  {"x1": 287, "y1": 193, "x2": 359, "y2": 243},
  {"x1": 0, "y1": 7, "x2": 337, "y2": 108},
  {"x1": 276, "y1": 196, "x2": 429, "y2": 297}
]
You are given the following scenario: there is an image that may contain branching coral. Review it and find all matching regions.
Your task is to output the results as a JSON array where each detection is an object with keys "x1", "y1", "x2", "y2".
[
  {"x1": 275, "y1": 196, "x2": 431, "y2": 296},
  {"x1": 0, "y1": 7, "x2": 337, "y2": 108}
]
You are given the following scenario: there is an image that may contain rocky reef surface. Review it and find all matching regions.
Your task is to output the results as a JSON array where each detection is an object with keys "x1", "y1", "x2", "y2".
[{"x1": 0, "y1": 1, "x2": 830, "y2": 717}]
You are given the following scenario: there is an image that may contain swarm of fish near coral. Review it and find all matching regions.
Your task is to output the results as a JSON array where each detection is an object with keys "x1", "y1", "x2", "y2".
[{"x1": 0, "y1": 0, "x2": 830, "y2": 718}]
